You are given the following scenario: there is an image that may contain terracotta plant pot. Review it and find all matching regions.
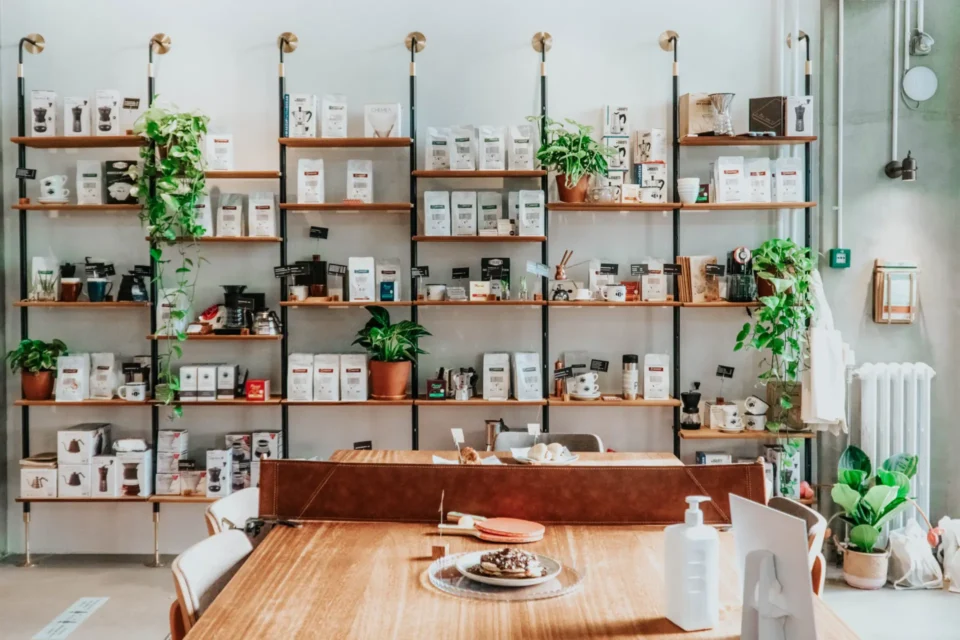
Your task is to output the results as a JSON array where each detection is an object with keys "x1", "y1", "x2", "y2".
[
  {"x1": 842, "y1": 546, "x2": 889, "y2": 590},
  {"x1": 22, "y1": 370, "x2": 54, "y2": 401},
  {"x1": 556, "y1": 174, "x2": 590, "y2": 203},
  {"x1": 369, "y1": 360, "x2": 411, "y2": 400},
  {"x1": 756, "y1": 276, "x2": 776, "y2": 299}
]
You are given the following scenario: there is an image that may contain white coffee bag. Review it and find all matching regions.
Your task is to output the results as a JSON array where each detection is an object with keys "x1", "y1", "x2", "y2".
[
  {"x1": 205, "y1": 134, "x2": 234, "y2": 170},
  {"x1": 508, "y1": 125, "x2": 536, "y2": 170},
  {"x1": 451, "y1": 191, "x2": 478, "y2": 236},
  {"x1": 57, "y1": 353, "x2": 91, "y2": 402},
  {"x1": 89, "y1": 353, "x2": 118, "y2": 399},
  {"x1": 348, "y1": 257, "x2": 376, "y2": 302},
  {"x1": 340, "y1": 354, "x2": 368, "y2": 401},
  {"x1": 512, "y1": 352, "x2": 541, "y2": 402},
  {"x1": 478, "y1": 126, "x2": 506, "y2": 170},
  {"x1": 346, "y1": 159, "x2": 373, "y2": 203},
  {"x1": 641, "y1": 257, "x2": 667, "y2": 302},
  {"x1": 376, "y1": 259, "x2": 402, "y2": 302},
  {"x1": 321, "y1": 94, "x2": 347, "y2": 138},
  {"x1": 288, "y1": 353, "x2": 313, "y2": 402},
  {"x1": 477, "y1": 192, "x2": 502, "y2": 233},
  {"x1": 247, "y1": 192, "x2": 277, "y2": 237},
  {"x1": 424, "y1": 191, "x2": 451, "y2": 236},
  {"x1": 517, "y1": 190, "x2": 545, "y2": 236},
  {"x1": 76, "y1": 160, "x2": 103, "y2": 205},
  {"x1": 297, "y1": 158, "x2": 325, "y2": 204},
  {"x1": 449, "y1": 126, "x2": 476, "y2": 170},
  {"x1": 194, "y1": 194, "x2": 214, "y2": 237},
  {"x1": 313, "y1": 354, "x2": 340, "y2": 402},
  {"x1": 745, "y1": 157, "x2": 772, "y2": 203},
  {"x1": 482, "y1": 353, "x2": 510, "y2": 401},
  {"x1": 216, "y1": 193, "x2": 244, "y2": 236},
  {"x1": 644, "y1": 354, "x2": 670, "y2": 400},
  {"x1": 715, "y1": 156, "x2": 745, "y2": 203},
  {"x1": 773, "y1": 157, "x2": 803, "y2": 202},
  {"x1": 426, "y1": 127, "x2": 451, "y2": 170}
]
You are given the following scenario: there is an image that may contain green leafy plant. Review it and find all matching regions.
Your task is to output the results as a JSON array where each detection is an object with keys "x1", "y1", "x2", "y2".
[
  {"x1": 734, "y1": 238, "x2": 814, "y2": 430},
  {"x1": 352, "y1": 306, "x2": 431, "y2": 362},
  {"x1": 527, "y1": 116, "x2": 614, "y2": 187},
  {"x1": 5, "y1": 339, "x2": 68, "y2": 374},
  {"x1": 830, "y1": 445, "x2": 918, "y2": 553},
  {"x1": 128, "y1": 101, "x2": 210, "y2": 415}
]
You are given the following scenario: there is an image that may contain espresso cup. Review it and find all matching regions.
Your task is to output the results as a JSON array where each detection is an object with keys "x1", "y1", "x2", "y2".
[
  {"x1": 41, "y1": 175, "x2": 68, "y2": 189},
  {"x1": 574, "y1": 383, "x2": 600, "y2": 396},
  {"x1": 721, "y1": 404, "x2": 743, "y2": 431},
  {"x1": 118, "y1": 382, "x2": 146, "y2": 402},
  {"x1": 573, "y1": 288, "x2": 594, "y2": 301},
  {"x1": 601, "y1": 284, "x2": 627, "y2": 303},
  {"x1": 87, "y1": 278, "x2": 113, "y2": 302},
  {"x1": 426, "y1": 284, "x2": 447, "y2": 301},
  {"x1": 288, "y1": 285, "x2": 308, "y2": 301},
  {"x1": 744, "y1": 414, "x2": 767, "y2": 432},
  {"x1": 576, "y1": 371, "x2": 599, "y2": 386},
  {"x1": 60, "y1": 278, "x2": 82, "y2": 302},
  {"x1": 744, "y1": 395, "x2": 770, "y2": 415}
]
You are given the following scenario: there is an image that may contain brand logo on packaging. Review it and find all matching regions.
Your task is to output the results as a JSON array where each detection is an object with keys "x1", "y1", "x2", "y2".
[{"x1": 214, "y1": 138, "x2": 230, "y2": 143}]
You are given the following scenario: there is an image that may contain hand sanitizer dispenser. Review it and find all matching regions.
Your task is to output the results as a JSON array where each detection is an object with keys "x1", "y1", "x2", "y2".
[{"x1": 665, "y1": 495, "x2": 719, "y2": 631}]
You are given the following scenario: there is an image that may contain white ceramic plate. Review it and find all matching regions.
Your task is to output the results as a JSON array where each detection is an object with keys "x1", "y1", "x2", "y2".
[
  {"x1": 569, "y1": 393, "x2": 601, "y2": 401},
  {"x1": 455, "y1": 551, "x2": 562, "y2": 587},
  {"x1": 512, "y1": 452, "x2": 580, "y2": 466}
]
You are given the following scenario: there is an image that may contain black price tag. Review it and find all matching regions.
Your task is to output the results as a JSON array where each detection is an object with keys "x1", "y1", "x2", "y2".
[
  {"x1": 412, "y1": 266, "x2": 429, "y2": 278},
  {"x1": 452, "y1": 267, "x2": 470, "y2": 280},
  {"x1": 236, "y1": 297, "x2": 256, "y2": 311},
  {"x1": 273, "y1": 266, "x2": 293, "y2": 278},
  {"x1": 553, "y1": 366, "x2": 575, "y2": 380},
  {"x1": 662, "y1": 263, "x2": 681, "y2": 275},
  {"x1": 716, "y1": 365, "x2": 735, "y2": 378},
  {"x1": 327, "y1": 263, "x2": 348, "y2": 276},
  {"x1": 705, "y1": 264, "x2": 726, "y2": 276},
  {"x1": 353, "y1": 440, "x2": 373, "y2": 450},
  {"x1": 134, "y1": 265, "x2": 152, "y2": 276},
  {"x1": 309, "y1": 226, "x2": 329, "y2": 239},
  {"x1": 102, "y1": 264, "x2": 117, "y2": 277},
  {"x1": 16, "y1": 168, "x2": 36, "y2": 180},
  {"x1": 599, "y1": 262, "x2": 619, "y2": 275},
  {"x1": 631, "y1": 264, "x2": 649, "y2": 276},
  {"x1": 274, "y1": 264, "x2": 309, "y2": 278},
  {"x1": 590, "y1": 359, "x2": 610, "y2": 373},
  {"x1": 122, "y1": 97, "x2": 141, "y2": 109}
]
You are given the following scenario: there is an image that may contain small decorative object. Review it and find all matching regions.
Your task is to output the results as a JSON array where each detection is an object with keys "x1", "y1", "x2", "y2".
[
  {"x1": 432, "y1": 544, "x2": 449, "y2": 560},
  {"x1": 353, "y1": 306, "x2": 430, "y2": 400},
  {"x1": 555, "y1": 250, "x2": 573, "y2": 280},
  {"x1": 873, "y1": 260, "x2": 919, "y2": 324},
  {"x1": 528, "y1": 116, "x2": 614, "y2": 203},
  {"x1": 6, "y1": 338, "x2": 68, "y2": 401},
  {"x1": 708, "y1": 93, "x2": 735, "y2": 136}
]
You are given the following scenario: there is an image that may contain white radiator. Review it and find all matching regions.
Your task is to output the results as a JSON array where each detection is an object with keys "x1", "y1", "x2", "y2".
[{"x1": 856, "y1": 363, "x2": 935, "y2": 528}]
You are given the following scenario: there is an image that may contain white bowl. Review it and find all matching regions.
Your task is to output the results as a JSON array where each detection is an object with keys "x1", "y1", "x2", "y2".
[{"x1": 678, "y1": 188, "x2": 699, "y2": 204}]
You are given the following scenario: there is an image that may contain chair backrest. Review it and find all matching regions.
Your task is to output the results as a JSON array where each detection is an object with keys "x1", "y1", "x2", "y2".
[
  {"x1": 493, "y1": 432, "x2": 604, "y2": 453},
  {"x1": 169, "y1": 600, "x2": 186, "y2": 640},
  {"x1": 768, "y1": 497, "x2": 827, "y2": 568},
  {"x1": 493, "y1": 432, "x2": 536, "y2": 451},
  {"x1": 171, "y1": 529, "x2": 253, "y2": 631},
  {"x1": 205, "y1": 487, "x2": 259, "y2": 536}
]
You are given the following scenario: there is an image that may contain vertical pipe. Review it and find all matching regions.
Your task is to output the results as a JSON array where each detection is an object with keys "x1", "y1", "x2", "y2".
[
  {"x1": 409, "y1": 38, "x2": 419, "y2": 450},
  {"x1": 837, "y1": 0, "x2": 844, "y2": 248},
  {"x1": 540, "y1": 38, "x2": 550, "y2": 433},
  {"x1": 891, "y1": 0, "x2": 900, "y2": 163},
  {"x1": 18, "y1": 41, "x2": 31, "y2": 521},
  {"x1": 903, "y1": 0, "x2": 911, "y2": 73},
  {"x1": 801, "y1": 32, "x2": 812, "y2": 483},
  {"x1": 148, "y1": 43, "x2": 161, "y2": 514},
  {"x1": 671, "y1": 37, "x2": 681, "y2": 459},
  {"x1": 279, "y1": 42, "x2": 290, "y2": 458}
]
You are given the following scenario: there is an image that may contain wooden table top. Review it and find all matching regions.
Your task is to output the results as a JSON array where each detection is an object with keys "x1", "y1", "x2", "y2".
[
  {"x1": 329, "y1": 449, "x2": 683, "y2": 466},
  {"x1": 186, "y1": 522, "x2": 857, "y2": 639}
]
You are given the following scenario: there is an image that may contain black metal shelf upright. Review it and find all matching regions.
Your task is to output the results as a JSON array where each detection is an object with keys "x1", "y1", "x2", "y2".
[
  {"x1": 277, "y1": 32, "x2": 295, "y2": 458},
  {"x1": 535, "y1": 32, "x2": 551, "y2": 433},
  {"x1": 406, "y1": 31, "x2": 423, "y2": 448}
]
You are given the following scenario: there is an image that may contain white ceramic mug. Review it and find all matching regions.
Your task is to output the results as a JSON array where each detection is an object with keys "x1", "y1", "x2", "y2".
[
  {"x1": 744, "y1": 414, "x2": 767, "y2": 432},
  {"x1": 41, "y1": 175, "x2": 68, "y2": 188},
  {"x1": 721, "y1": 404, "x2": 743, "y2": 431},
  {"x1": 600, "y1": 284, "x2": 627, "y2": 303},
  {"x1": 118, "y1": 382, "x2": 146, "y2": 402},
  {"x1": 575, "y1": 372, "x2": 599, "y2": 386},
  {"x1": 426, "y1": 284, "x2": 447, "y2": 301},
  {"x1": 744, "y1": 395, "x2": 770, "y2": 415},
  {"x1": 288, "y1": 285, "x2": 308, "y2": 301},
  {"x1": 574, "y1": 382, "x2": 600, "y2": 396},
  {"x1": 573, "y1": 288, "x2": 593, "y2": 301}
]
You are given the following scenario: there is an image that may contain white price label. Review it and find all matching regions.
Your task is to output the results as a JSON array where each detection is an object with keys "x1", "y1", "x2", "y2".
[
  {"x1": 451, "y1": 428, "x2": 465, "y2": 445},
  {"x1": 527, "y1": 423, "x2": 541, "y2": 436}
]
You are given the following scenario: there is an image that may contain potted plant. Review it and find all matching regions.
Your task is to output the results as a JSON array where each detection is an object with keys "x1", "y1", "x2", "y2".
[
  {"x1": 734, "y1": 238, "x2": 814, "y2": 431},
  {"x1": 528, "y1": 116, "x2": 614, "y2": 203},
  {"x1": 830, "y1": 445, "x2": 918, "y2": 589},
  {"x1": 6, "y1": 338, "x2": 68, "y2": 400},
  {"x1": 128, "y1": 101, "x2": 209, "y2": 416},
  {"x1": 352, "y1": 306, "x2": 430, "y2": 400}
]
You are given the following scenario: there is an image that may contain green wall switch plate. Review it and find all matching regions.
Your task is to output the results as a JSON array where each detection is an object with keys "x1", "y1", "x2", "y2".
[{"x1": 829, "y1": 248, "x2": 851, "y2": 269}]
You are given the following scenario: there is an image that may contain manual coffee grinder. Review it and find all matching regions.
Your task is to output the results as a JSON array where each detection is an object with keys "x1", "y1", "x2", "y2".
[
  {"x1": 680, "y1": 382, "x2": 703, "y2": 430},
  {"x1": 97, "y1": 106, "x2": 113, "y2": 132}
]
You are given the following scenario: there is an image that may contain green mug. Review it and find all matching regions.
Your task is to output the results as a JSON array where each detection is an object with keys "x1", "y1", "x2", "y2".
[{"x1": 87, "y1": 278, "x2": 113, "y2": 302}]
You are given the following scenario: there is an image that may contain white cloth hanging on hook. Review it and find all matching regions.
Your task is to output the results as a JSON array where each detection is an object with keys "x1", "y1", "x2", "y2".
[{"x1": 801, "y1": 270, "x2": 849, "y2": 434}]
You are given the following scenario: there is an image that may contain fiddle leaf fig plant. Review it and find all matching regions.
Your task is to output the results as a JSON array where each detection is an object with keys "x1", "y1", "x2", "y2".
[
  {"x1": 127, "y1": 100, "x2": 210, "y2": 416},
  {"x1": 734, "y1": 238, "x2": 814, "y2": 431},
  {"x1": 5, "y1": 339, "x2": 68, "y2": 374},
  {"x1": 527, "y1": 116, "x2": 614, "y2": 187},
  {"x1": 352, "y1": 306, "x2": 431, "y2": 363}
]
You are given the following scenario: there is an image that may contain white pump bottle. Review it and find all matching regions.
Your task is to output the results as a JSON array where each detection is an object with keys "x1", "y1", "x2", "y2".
[{"x1": 664, "y1": 495, "x2": 719, "y2": 631}]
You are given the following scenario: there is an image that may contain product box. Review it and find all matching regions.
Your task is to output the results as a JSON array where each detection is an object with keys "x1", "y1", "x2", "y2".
[
  {"x1": 772, "y1": 157, "x2": 803, "y2": 202},
  {"x1": 288, "y1": 353, "x2": 314, "y2": 401},
  {"x1": 481, "y1": 258, "x2": 510, "y2": 288},
  {"x1": 226, "y1": 434, "x2": 252, "y2": 463},
  {"x1": 602, "y1": 171, "x2": 625, "y2": 188},
  {"x1": 363, "y1": 103, "x2": 401, "y2": 138},
  {"x1": 679, "y1": 93, "x2": 714, "y2": 138},
  {"x1": 340, "y1": 354, "x2": 368, "y2": 401},
  {"x1": 157, "y1": 429, "x2": 189, "y2": 454},
  {"x1": 156, "y1": 451, "x2": 184, "y2": 474},
  {"x1": 643, "y1": 354, "x2": 670, "y2": 400},
  {"x1": 637, "y1": 163, "x2": 668, "y2": 203},
  {"x1": 116, "y1": 448, "x2": 153, "y2": 497},
  {"x1": 603, "y1": 136, "x2": 630, "y2": 171},
  {"x1": 197, "y1": 365, "x2": 217, "y2": 402},
  {"x1": 376, "y1": 260, "x2": 402, "y2": 302},
  {"x1": 76, "y1": 160, "x2": 103, "y2": 205},
  {"x1": 57, "y1": 423, "x2": 111, "y2": 465},
  {"x1": 179, "y1": 366, "x2": 198, "y2": 402},
  {"x1": 58, "y1": 463, "x2": 92, "y2": 498},
  {"x1": 64, "y1": 97, "x2": 90, "y2": 137},
  {"x1": 180, "y1": 470, "x2": 206, "y2": 496},
  {"x1": 451, "y1": 191, "x2": 478, "y2": 236},
  {"x1": 764, "y1": 444, "x2": 801, "y2": 499},
  {"x1": 205, "y1": 134, "x2": 234, "y2": 170},
  {"x1": 745, "y1": 157, "x2": 772, "y2": 203},
  {"x1": 423, "y1": 191, "x2": 451, "y2": 236},
  {"x1": 348, "y1": 257, "x2": 376, "y2": 302},
  {"x1": 289, "y1": 94, "x2": 318, "y2": 138},
  {"x1": 748, "y1": 96, "x2": 786, "y2": 135},
  {"x1": 105, "y1": 160, "x2": 137, "y2": 205},
  {"x1": 233, "y1": 462, "x2": 251, "y2": 491},
  {"x1": 217, "y1": 365, "x2": 239, "y2": 400},
  {"x1": 245, "y1": 379, "x2": 270, "y2": 402},
  {"x1": 635, "y1": 129, "x2": 667, "y2": 163},
  {"x1": 21, "y1": 468, "x2": 57, "y2": 498},
  {"x1": 695, "y1": 452, "x2": 733, "y2": 465},
  {"x1": 94, "y1": 90, "x2": 121, "y2": 135},
  {"x1": 155, "y1": 473, "x2": 181, "y2": 496},
  {"x1": 206, "y1": 450, "x2": 232, "y2": 498},
  {"x1": 252, "y1": 431, "x2": 283, "y2": 460},
  {"x1": 477, "y1": 192, "x2": 502, "y2": 233},
  {"x1": 313, "y1": 354, "x2": 340, "y2": 401},
  {"x1": 620, "y1": 184, "x2": 640, "y2": 204},
  {"x1": 483, "y1": 353, "x2": 511, "y2": 401},
  {"x1": 320, "y1": 94, "x2": 346, "y2": 138},
  {"x1": 786, "y1": 96, "x2": 813, "y2": 136},
  {"x1": 469, "y1": 281, "x2": 491, "y2": 302},
  {"x1": 30, "y1": 90, "x2": 57, "y2": 137},
  {"x1": 602, "y1": 105, "x2": 629, "y2": 136},
  {"x1": 512, "y1": 352, "x2": 541, "y2": 401},
  {"x1": 251, "y1": 460, "x2": 262, "y2": 488}
]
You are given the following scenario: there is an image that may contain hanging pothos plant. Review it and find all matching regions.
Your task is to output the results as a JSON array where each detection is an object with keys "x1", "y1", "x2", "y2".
[
  {"x1": 128, "y1": 101, "x2": 210, "y2": 416},
  {"x1": 734, "y1": 238, "x2": 814, "y2": 431}
]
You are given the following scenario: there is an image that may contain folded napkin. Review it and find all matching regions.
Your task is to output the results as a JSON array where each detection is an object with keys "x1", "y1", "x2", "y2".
[{"x1": 432, "y1": 454, "x2": 502, "y2": 465}]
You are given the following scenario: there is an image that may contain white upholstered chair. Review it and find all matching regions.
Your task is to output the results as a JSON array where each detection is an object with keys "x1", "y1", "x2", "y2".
[
  {"x1": 493, "y1": 432, "x2": 604, "y2": 452},
  {"x1": 768, "y1": 496, "x2": 828, "y2": 596},
  {"x1": 204, "y1": 487, "x2": 259, "y2": 536}
]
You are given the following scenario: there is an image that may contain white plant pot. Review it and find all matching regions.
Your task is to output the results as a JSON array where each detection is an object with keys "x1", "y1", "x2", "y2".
[{"x1": 842, "y1": 546, "x2": 890, "y2": 590}]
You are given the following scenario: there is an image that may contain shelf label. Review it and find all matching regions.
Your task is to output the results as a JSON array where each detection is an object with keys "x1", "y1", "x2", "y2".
[
  {"x1": 236, "y1": 297, "x2": 256, "y2": 311},
  {"x1": 16, "y1": 168, "x2": 36, "y2": 180},
  {"x1": 309, "y1": 226, "x2": 329, "y2": 239},
  {"x1": 133, "y1": 264, "x2": 152, "y2": 276},
  {"x1": 452, "y1": 267, "x2": 470, "y2": 280},
  {"x1": 554, "y1": 366, "x2": 575, "y2": 380},
  {"x1": 590, "y1": 359, "x2": 610, "y2": 373},
  {"x1": 123, "y1": 97, "x2": 141, "y2": 109},
  {"x1": 451, "y1": 428, "x2": 465, "y2": 445},
  {"x1": 353, "y1": 440, "x2": 372, "y2": 450},
  {"x1": 526, "y1": 423, "x2": 541, "y2": 435},
  {"x1": 599, "y1": 262, "x2": 619, "y2": 275},
  {"x1": 662, "y1": 263, "x2": 681, "y2": 275},
  {"x1": 630, "y1": 264, "x2": 649, "y2": 276},
  {"x1": 274, "y1": 264, "x2": 310, "y2": 278},
  {"x1": 716, "y1": 365, "x2": 735, "y2": 378},
  {"x1": 705, "y1": 264, "x2": 726, "y2": 276},
  {"x1": 412, "y1": 266, "x2": 430, "y2": 278},
  {"x1": 526, "y1": 260, "x2": 551, "y2": 278},
  {"x1": 327, "y1": 263, "x2": 348, "y2": 276}
]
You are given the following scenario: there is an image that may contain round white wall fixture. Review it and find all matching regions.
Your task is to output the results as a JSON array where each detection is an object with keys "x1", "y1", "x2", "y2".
[{"x1": 903, "y1": 66, "x2": 938, "y2": 102}]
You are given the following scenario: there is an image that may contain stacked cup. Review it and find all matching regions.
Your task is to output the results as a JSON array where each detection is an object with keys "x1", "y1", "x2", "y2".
[{"x1": 677, "y1": 177, "x2": 700, "y2": 204}]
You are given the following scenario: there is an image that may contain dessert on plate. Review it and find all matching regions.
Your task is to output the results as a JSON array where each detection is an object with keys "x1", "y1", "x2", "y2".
[{"x1": 470, "y1": 547, "x2": 548, "y2": 579}]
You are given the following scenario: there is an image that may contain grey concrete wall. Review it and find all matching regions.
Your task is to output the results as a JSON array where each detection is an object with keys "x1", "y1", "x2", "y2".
[{"x1": 819, "y1": 0, "x2": 959, "y2": 519}]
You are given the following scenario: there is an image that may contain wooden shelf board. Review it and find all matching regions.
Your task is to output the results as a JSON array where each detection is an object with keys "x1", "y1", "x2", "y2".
[
  {"x1": 166, "y1": 396, "x2": 282, "y2": 406},
  {"x1": 11, "y1": 203, "x2": 140, "y2": 211},
  {"x1": 148, "y1": 495, "x2": 217, "y2": 504},
  {"x1": 415, "y1": 397, "x2": 547, "y2": 407},
  {"x1": 16, "y1": 496, "x2": 147, "y2": 503},
  {"x1": 546, "y1": 202, "x2": 680, "y2": 212},
  {"x1": 681, "y1": 301, "x2": 759, "y2": 308},
  {"x1": 281, "y1": 299, "x2": 412, "y2": 308},
  {"x1": 205, "y1": 170, "x2": 280, "y2": 179},
  {"x1": 417, "y1": 300, "x2": 545, "y2": 307},
  {"x1": 682, "y1": 202, "x2": 816, "y2": 211},
  {"x1": 156, "y1": 236, "x2": 282, "y2": 244},
  {"x1": 15, "y1": 398, "x2": 149, "y2": 407},
  {"x1": 280, "y1": 137, "x2": 412, "y2": 148},
  {"x1": 679, "y1": 135, "x2": 817, "y2": 147},
  {"x1": 14, "y1": 301, "x2": 150, "y2": 308},
  {"x1": 278, "y1": 202, "x2": 412, "y2": 211},
  {"x1": 413, "y1": 235, "x2": 545, "y2": 243},
  {"x1": 548, "y1": 300, "x2": 680, "y2": 308},
  {"x1": 149, "y1": 334, "x2": 282, "y2": 341},
  {"x1": 11, "y1": 135, "x2": 143, "y2": 148},
  {"x1": 549, "y1": 395, "x2": 681, "y2": 407},
  {"x1": 283, "y1": 399, "x2": 413, "y2": 406},
  {"x1": 412, "y1": 170, "x2": 546, "y2": 178},
  {"x1": 679, "y1": 429, "x2": 816, "y2": 440}
]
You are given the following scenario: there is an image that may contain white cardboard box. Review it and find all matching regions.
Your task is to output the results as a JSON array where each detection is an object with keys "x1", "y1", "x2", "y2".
[
  {"x1": 156, "y1": 451, "x2": 184, "y2": 474},
  {"x1": 363, "y1": 103, "x2": 401, "y2": 138},
  {"x1": 116, "y1": 448, "x2": 152, "y2": 497},
  {"x1": 179, "y1": 366, "x2": 198, "y2": 402},
  {"x1": 21, "y1": 468, "x2": 57, "y2": 498},
  {"x1": 206, "y1": 450, "x2": 233, "y2": 498},
  {"x1": 786, "y1": 96, "x2": 813, "y2": 137},
  {"x1": 603, "y1": 105, "x2": 629, "y2": 136},
  {"x1": 196, "y1": 365, "x2": 218, "y2": 402},
  {"x1": 94, "y1": 90, "x2": 121, "y2": 136},
  {"x1": 64, "y1": 97, "x2": 91, "y2": 137},
  {"x1": 58, "y1": 464, "x2": 92, "y2": 498},
  {"x1": 31, "y1": 90, "x2": 57, "y2": 137},
  {"x1": 57, "y1": 423, "x2": 111, "y2": 465},
  {"x1": 157, "y1": 429, "x2": 189, "y2": 454},
  {"x1": 91, "y1": 455, "x2": 121, "y2": 497},
  {"x1": 155, "y1": 473, "x2": 181, "y2": 496},
  {"x1": 635, "y1": 129, "x2": 667, "y2": 163},
  {"x1": 218, "y1": 365, "x2": 239, "y2": 400},
  {"x1": 289, "y1": 94, "x2": 319, "y2": 138},
  {"x1": 603, "y1": 136, "x2": 630, "y2": 171},
  {"x1": 252, "y1": 431, "x2": 283, "y2": 460}
]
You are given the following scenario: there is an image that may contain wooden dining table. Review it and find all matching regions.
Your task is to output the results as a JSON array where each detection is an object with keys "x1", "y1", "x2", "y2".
[
  {"x1": 185, "y1": 520, "x2": 858, "y2": 639},
  {"x1": 329, "y1": 448, "x2": 684, "y2": 466}
]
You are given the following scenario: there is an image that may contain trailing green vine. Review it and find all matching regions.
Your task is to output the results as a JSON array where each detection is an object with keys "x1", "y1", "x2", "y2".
[{"x1": 129, "y1": 101, "x2": 209, "y2": 417}]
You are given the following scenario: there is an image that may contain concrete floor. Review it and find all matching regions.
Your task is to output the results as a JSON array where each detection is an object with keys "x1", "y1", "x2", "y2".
[{"x1": 1, "y1": 556, "x2": 959, "y2": 639}]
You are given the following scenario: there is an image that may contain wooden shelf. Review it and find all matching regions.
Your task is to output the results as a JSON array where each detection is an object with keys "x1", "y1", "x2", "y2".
[
  {"x1": 148, "y1": 495, "x2": 217, "y2": 504},
  {"x1": 278, "y1": 202, "x2": 412, "y2": 211},
  {"x1": 415, "y1": 397, "x2": 547, "y2": 407},
  {"x1": 283, "y1": 399, "x2": 413, "y2": 406},
  {"x1": 15, "y1": 398, "x2": 149, "y2": 407},
  {"x1": 16, "y1": 496, "x2": 147, "y2": 503},
  {"x1": 149, "y1": 334, "x2": 282, "y2": 341},
  {"x1": 549, "y1": 395, "x2": 681, "y2": 407},
  {"x1": 281, "y1": 299, "x2": 412, "y2": 308},
  {"x1": 549, "y1": 300, "x2": 680, "y2": 308},
  {"x1": 682, "y1": 202, "x2": 816, "y2": 211},
  {"x1": 413, "y1": 235, "x2": 545, "y2": 243},
  {"x1": 14, "y1": 300, "x2": 150, "y2": 308},
  {"x1": 167, "y1": 396, "x2": 282, "y2": 406},
  {"x1": 280, "y1": 137, "x2": 412, "y2": 148},
  {"x1": 412, "y1": 170, "x2": 546, "y2": 178},
  {"x1": 205, "y1": 170, "x2": 280, "y2": 179},
  {"x1": 158, "y1": 236, "x2": 282, "y2": 244},
  {"x1": 546, "y1": 202, "x2": 680, "y2": 212},
  {"x1": 679, "y1": 136, "x2": 817, "y2": 147},
  {"x1": 679, "y1": 429, "x2": 816, "y2": 440},
  {"x1": 417, "y1": 300, "x2": 545, "y2": 307},
  {"x1": 681, "y1": 301, "x2": 759, "y2": 308},
  {"x1": 11, "y1": 135, "x2": 143, "y2": 148},
  {"x1": 11, "y1": 203, "x2": 140, "y2": 211}
]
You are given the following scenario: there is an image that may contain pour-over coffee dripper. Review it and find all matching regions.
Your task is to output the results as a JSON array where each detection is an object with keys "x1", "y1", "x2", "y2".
[
  {"x1": 708, "y1": 93, "x2": 735, "y2": 136},
  {"x1": 71, "y1": 105, "x2": 84, "y2": 133},
  {"x1": 97, "y1": 106, "x2": 113, "y2": 132}
]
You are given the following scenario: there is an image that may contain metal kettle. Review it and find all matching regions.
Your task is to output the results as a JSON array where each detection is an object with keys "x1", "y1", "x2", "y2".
[
  {"x1": 28, "y1": 476, "x2": 48, "y2": 489},
  {"x1": 253, "y1": 310, "x2": 282, "y2": 336}
]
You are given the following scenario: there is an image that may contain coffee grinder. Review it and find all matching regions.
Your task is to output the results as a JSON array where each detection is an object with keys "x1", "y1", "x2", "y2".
[
  {"x1": 97, "y1": 106, "x2": 113, "y2": 132},
  {"x1": 680, "y1": 381, "x2": 702, "y2": 430}
]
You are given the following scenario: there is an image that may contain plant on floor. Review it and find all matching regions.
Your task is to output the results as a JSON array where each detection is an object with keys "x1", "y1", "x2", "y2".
[
  {"x1": 127, "y1": 100, "x2": 210, "y2": 416},
  {"x1": 733, "y1": 238, "x2": 814, "y2": 431},
  {"x1": 353, "y1": 306, "x2": 431, "y2": 400},
  {"x1": 527, "y1": 116, "x2": 614, "y2": 202},
  {"x1": 6, "y1": 338, "x2": 68, "y2": 401}
]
